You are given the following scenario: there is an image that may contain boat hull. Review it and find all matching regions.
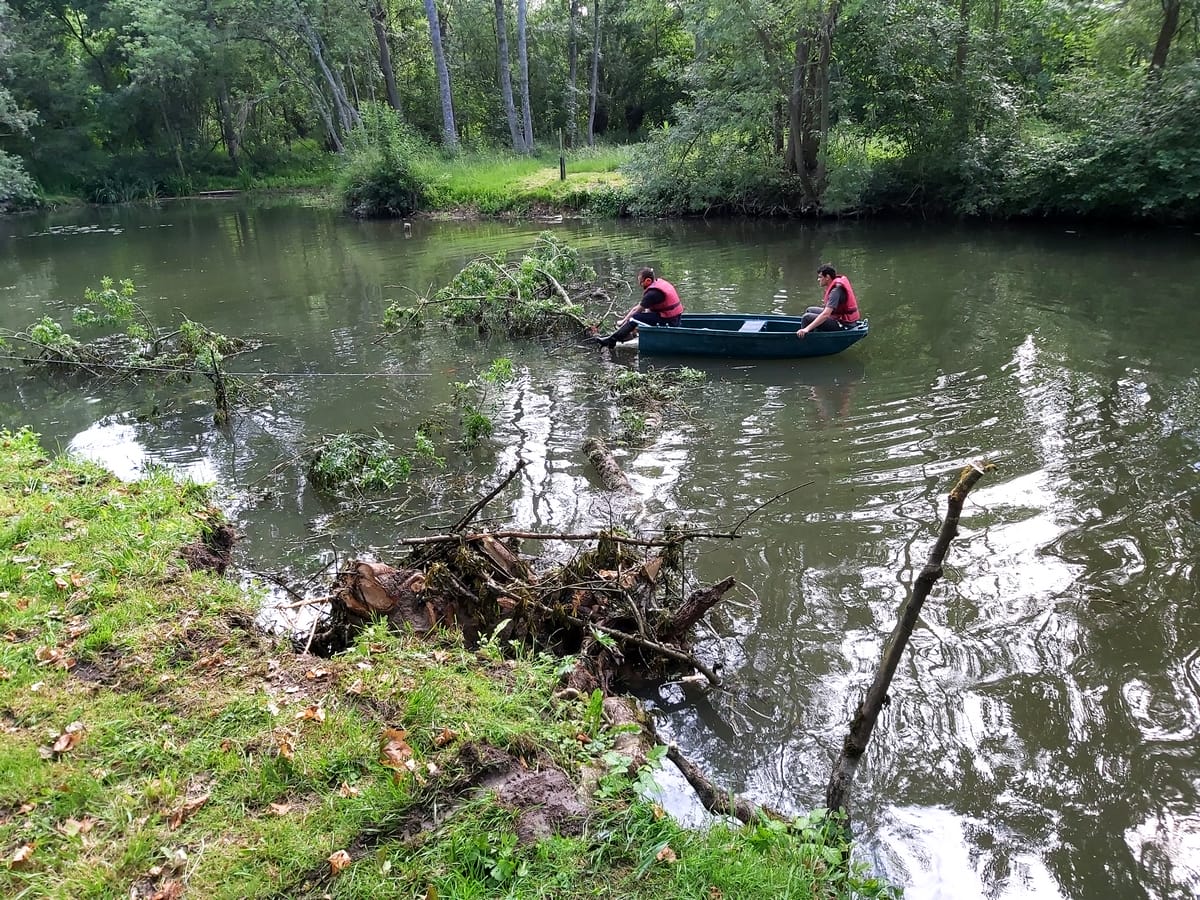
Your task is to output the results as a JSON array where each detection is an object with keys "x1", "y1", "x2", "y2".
[{"x1": 634, "y1": 314, "x2": 869, "y2": 359}]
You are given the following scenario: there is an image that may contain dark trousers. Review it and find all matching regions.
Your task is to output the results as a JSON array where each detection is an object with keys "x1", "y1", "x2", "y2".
[
  {"x1": 800, "y1": 306, "x2": 847, "y2": 332},
  {"x1": 611, "y1": 311, "x2": 681, "y2": 342}
]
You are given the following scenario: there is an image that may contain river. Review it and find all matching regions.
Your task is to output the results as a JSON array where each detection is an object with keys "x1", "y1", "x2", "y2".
[{"x1": 2, "y1": 200, "x2": 1198, "y2": 899}]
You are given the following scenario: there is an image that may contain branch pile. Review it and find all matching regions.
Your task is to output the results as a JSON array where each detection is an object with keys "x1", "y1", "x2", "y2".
[{"x1": 310, "y1": 467, "x2": 737, "y2": 692}]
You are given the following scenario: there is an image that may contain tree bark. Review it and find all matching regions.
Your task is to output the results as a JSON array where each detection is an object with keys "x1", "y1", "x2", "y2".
[
  {"x1": 494, "y1": 0, "x2": 525, "y2": 150},
  {"x1": 582, "y1": 436, "x2": 630, "y2": 492},
  {"x1": 294, "y1": 1, "x2": 361, "y2": 135},
  {"x1": 586, "y1": 0, "x2": 601, "y2": 146},
  {"x1": 566, "y1": 0, "x2": 580, "y2": 148},
  {"x1": 370, "y1": 0, "x2": 403, "y2": 112},
  {"x1": 786, "y1": 1, "x2": 838, "y2": 208},
  {"x1": 825, "y1": 462, "x2": 992, "y2": 820},
  {"x1": 517, "y1": 0, "x2": 534, "y2": 152},
  {"x1": 423, "y1": 0, "x2": 459, "y2": 149},
  {"x1": 1150, "y1": 0, "x2": 1181, "y2": 71},
  {"x1": 660, "y1": 576, "x2": 737, "y2": 643}
]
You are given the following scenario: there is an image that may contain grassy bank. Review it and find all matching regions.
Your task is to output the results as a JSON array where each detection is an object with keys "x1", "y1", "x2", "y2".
[{"x1": 0, "y1": 429, "x2": 895, "y2": 898}]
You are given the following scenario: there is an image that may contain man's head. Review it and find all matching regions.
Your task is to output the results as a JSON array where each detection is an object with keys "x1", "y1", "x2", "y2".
[
  {"x1": 817, "y1": 264, "x2": 837, "y2": 287},
  {"x1": 638, "y1": 267, "x2": 656, "y2": 287}
]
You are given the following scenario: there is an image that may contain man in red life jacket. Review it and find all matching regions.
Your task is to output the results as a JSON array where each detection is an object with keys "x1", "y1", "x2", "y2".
[
  {"x1": 593, "y1": 267, "x2": 685, "y2": 348},
  {"x1": 797, "y1": 264, "x2": 860, "y2": 338}
]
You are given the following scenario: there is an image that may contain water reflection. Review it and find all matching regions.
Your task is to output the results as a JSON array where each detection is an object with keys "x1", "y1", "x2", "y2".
[{"x1": 2, "y1": 203, "x2": 1200, "y2": 899}]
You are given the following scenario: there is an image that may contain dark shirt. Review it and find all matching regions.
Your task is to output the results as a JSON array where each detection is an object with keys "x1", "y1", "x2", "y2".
[
  {"x1": 824, "y1": 284, "x2": 848, "y2": 313},
  {"x1": 642, "y1": 286, "x2": 667, "y2": 310}
]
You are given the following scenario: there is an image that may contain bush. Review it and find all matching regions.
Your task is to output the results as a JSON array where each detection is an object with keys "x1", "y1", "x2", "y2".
[
  {"x1": 0, "y1": 149, "x2": 40, "y2": 212},
  {"x1": 340, "y1": 103, "x2": 431, "y2": 218}
]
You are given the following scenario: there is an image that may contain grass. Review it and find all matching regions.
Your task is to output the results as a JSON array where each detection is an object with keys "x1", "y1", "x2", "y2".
[
  {"x1": 415, "y1": 146, "x2": 632, "y2": 216},
  {"x1": 0, "y1": 428, "x2": 897, "y2": 899}
]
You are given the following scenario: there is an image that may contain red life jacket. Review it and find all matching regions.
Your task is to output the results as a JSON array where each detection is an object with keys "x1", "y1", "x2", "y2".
[
  {"x1": 644, "y1": 278, "x2": 684, "y2": 319},
  {"x1": 825, "y1": 275, "x2": 860, "y2": 323}
]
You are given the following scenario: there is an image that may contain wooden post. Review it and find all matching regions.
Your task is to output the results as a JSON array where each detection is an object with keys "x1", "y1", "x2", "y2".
[
  {"x1": 825, "y1": 461, "x2": 993, "y2": 820},
  {"x1": 559, "y1": 128, "x2": 566, "y2": 181}
]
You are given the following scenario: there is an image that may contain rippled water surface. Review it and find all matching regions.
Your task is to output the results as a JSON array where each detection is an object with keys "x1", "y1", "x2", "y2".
[{"x1": 2, "y1": 201, "x2": 1199, "y2": 899}]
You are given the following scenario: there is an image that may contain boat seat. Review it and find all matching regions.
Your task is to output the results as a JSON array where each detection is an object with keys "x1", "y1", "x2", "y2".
[{"x1": 738, "y1": 319, "x2": 767, "y2": 333}]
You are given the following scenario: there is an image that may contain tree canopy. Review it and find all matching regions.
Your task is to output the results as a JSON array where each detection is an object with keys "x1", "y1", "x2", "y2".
[{"x1": 0, "y1": 0, "x2": 1196, "y2": 219}]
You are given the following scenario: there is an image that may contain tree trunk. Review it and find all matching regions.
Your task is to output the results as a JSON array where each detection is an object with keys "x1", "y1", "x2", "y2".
[
  {"x1": 587, "y1": 0, "x2": 601, "y2": 146},
  {"x1": 494, "y1": 0, "x2": 524, "y2": 150},
  {"x1": 566, "y1": 0, "x2": 580, "y2": 148},
  {"x1": 786, "y1": 1, "x2": 839, "y2": 209},
  {"x1": 216, "y1": 81, "x2": 241, "y2": 170},
  {"x1": 294, "y1": 1, "x2": 361, "y2": 135},
  {"x1": 952, "y1": 0, "x2": 971, "y2": 136},
  {"x1": 825, "y1": 462, "x2": 991, "y2": 820},
  {"x1": 423, "y1": 0, "x2": 459, "y2": 149},
  {"x1": 517, "y1": 0, "x2": 534, "y2": 152},
  {"x1": 1150, "y1": 0, "x2": 1181, "y2": 71},
  {"x1": 370, "y1": 0, "x2": 403, "y2": 112},
  {"x1": 582, "y1": 436, "x2": 631, "y2": 492}
]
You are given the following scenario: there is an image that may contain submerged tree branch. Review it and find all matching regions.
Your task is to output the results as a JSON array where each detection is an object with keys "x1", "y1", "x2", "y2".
[{"x1": 825, "y1": 460, "x2": 993, "y2": 820}]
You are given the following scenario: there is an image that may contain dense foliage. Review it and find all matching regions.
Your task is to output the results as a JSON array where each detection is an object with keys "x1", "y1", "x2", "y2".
[{"x1": 0, "y1": 0, "x2": 1196, "y2": 220}]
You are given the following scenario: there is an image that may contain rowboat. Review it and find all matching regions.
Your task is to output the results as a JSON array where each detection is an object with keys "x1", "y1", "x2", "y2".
[{"x1": 630, "y1": 314, "x2": 869, "y2": 359}]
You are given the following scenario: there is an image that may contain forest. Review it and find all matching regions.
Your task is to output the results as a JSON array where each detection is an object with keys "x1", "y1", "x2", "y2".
[{"x1": 0, "y1": 0, "x2": 1197, "y2": 220}]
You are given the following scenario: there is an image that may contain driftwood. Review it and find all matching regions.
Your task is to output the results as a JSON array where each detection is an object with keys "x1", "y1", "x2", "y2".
[
  {"x1": 661, "y1": 576, "x2": 737, "y2": 643},
  {"x1": 665, "y1": 745, "x2": 788, "y2": 825},
  {"x1": 825, "y1": 460, "x2": 993, "y2": 820},
  {"x1": 582, "y1": 436, "x2": 632, "y2": 492}
]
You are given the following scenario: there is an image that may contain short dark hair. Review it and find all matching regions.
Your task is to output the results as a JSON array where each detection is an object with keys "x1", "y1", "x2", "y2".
[
  {"x1": 817, "y1": 264, "x2": 837, "y2": 278},
  {"x1": 638, "y1": 267, "x2": 656, "y2": 282}
]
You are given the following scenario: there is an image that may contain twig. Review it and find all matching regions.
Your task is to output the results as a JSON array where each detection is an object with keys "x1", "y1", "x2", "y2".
[
  {"x1": 449, "y1": 460, "x2": 528, "y2": 533},
  {"x1": 398, "y1": 528, "x2": 741, "y2": 548},
  {"x1": 536, "y1": 601, "x2": 720, "y2": 685},
  {"x1": 727, "y1": 482, "x2": 814, "y2": 536}
]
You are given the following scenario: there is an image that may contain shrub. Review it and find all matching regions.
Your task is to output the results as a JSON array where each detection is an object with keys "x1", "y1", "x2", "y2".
[
  {"x1": 340, "y1": 103, "x2": 431, "y2": 218},
  {"x1": 0, "y1": 149, "x2": 40, "y2": 212}
]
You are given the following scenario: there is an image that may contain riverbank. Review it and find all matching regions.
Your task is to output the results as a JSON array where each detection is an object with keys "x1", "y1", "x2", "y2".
[{"x1": 0, "y1": 429, "x2": 896, "y2": 899}]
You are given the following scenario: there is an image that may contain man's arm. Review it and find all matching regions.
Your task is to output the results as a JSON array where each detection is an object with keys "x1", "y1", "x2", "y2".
[{"x1": 797, "y1": 285, "x2": 845, "y2": 337}]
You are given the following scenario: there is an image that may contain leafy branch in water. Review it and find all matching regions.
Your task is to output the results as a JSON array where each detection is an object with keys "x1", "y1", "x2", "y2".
[
  {"x1": 449, "y1": 357, "x2": 515, "y2": 450},
  {"x1": 0, "y1": 276, "x2": 256, "y2": 424},
  {"x1": 383, "y1": 233, "x2": 613, "y2": 337},
  {"x1": 607, "y1": 366, "x2": 707, "y2": 446},
  {"x1": 307, "y1": 429, "x2": 445, "y2": 498}
]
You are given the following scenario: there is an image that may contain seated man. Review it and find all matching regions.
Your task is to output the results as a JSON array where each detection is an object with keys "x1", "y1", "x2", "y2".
[
  {"x1": 797, "y1": 264, "x2": 861, "y2": 338},
  {"x1": 594, "y1": 267, "x2": 684, "y2": 348}
]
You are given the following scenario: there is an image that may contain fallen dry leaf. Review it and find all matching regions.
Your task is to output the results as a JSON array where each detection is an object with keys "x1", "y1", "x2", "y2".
[
  {"x1": 338, "y1": 782, "x2": 360, "y2": 798},
  {"x1": 29, "y1": 681, "x2": 45, "y2": 693},
  {"x1": 268, "y1": 802, "x2": 293, "y2": 816},
  {"x1": 304, "y1": 667, "x2": 330, "y2": 680},
  {"x1": 277, "y1": 737, "x2": 295, "y2": 760},
  {"x1": 18, "y1": 802, "x2": 36, "y2": 814},
  {"x1": 431, "y1": 650, "x2": 450, "y2": 664},
  {"x1": 151, "y1": 881, "x2": 184, "y2": 900},
  {"x1": 0, "y1": 666, "x2": 10, "y2": 680},
  {"x1": 380, "y1": 728, "x2": 412, "y2": 768},
  {"x1": 433, "y1": 727, "x2": 458, "y2": 748},
  {"x1": 56, "y1": 817, "x2": 94, "y2": 837},
  {"x1": 328, "y1": 849, "x2": 352, "y2": 874},
  {"x1": 35, "y1": 646, "x2": 74, "y2": 669},
  {"x1": 10, "y1": 843, "x2": 34, "y2": 867},
  {"x1": 295, "y1": 705, "x2": 326, "y2": 723},
  {"x1": 51, "y1": 721, "x2": 85, "y2": 754},
  {"x1": 655, "y1": 845, "x2": 678, "y2": 863},
  {"x1": 168, "y1": 793, "x2": 210, "y2": 830},
  {"x1": 346, "y1": 678, "x2": 364, "y2": 695}
]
